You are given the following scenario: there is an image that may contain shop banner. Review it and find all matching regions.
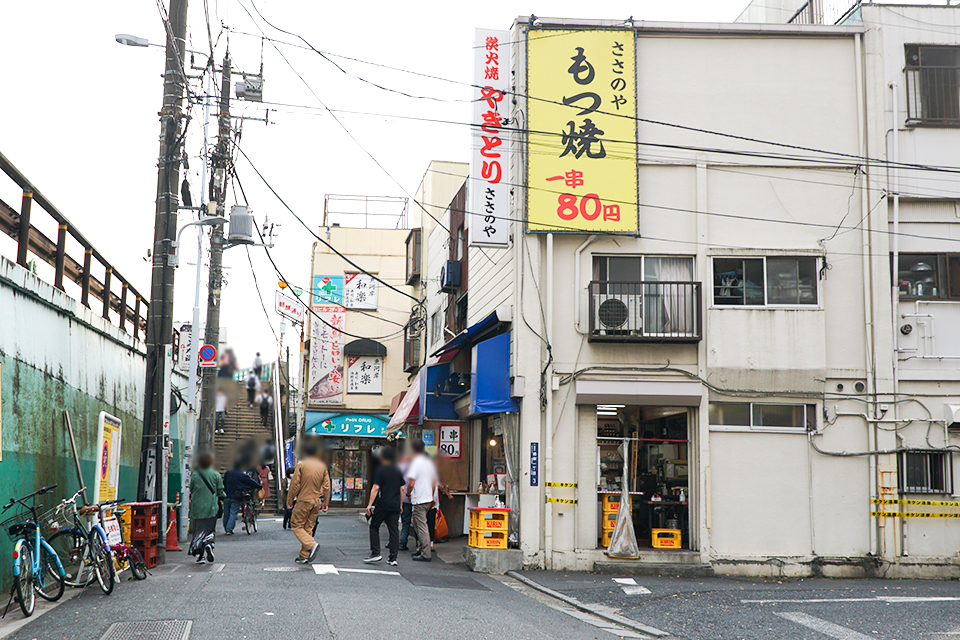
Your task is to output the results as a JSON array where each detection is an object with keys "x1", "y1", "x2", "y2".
[
  {"x1": 93, "y1": 412, "x2": 122, "y2": 504},
  {"x1": 275, "y1": 290, "x2": 306, "y2": 324},
  {"x1": 343, "y1": 273, "x2": 378, "y2": 309},
  {"x1": 308, "y1": 305, "x2": 343, "y2": 406},
  {"x1": 470, "y1": 28, "x2": 511, "y2": 247},
  {"x1": 527, "y1": 30, "x2": 638, "y2": 234},
  {"x1": 347, "y1": 355, "x2": 383, "y2": 394},
  {"x1": 306, "y1": 412, "x2": 395, "y2": 438},
  {"x1": 313, "y1": 275, "x2": 344, "y2": 306}
]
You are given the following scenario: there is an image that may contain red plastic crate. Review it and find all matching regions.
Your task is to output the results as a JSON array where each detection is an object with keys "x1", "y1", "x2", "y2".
[
  {"x1": 127, "y1": 502, "x2": 161, "y2": 518},
  {"x1": 132, "y1": 537, "x2": 158, "y2": 549},
  {"x1": 130, "y1": 522, "x2": 159, "y2": 540},
  {"x1": 139, "y1": 544, "x2": 159, "y2": 569}
]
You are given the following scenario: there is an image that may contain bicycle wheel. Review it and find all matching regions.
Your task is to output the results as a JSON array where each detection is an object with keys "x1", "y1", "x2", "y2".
[
  {"x1": 89, "y1": 534, "x2": 115, "y2": 595},
  {"x1": 47, "y1": 529, "x2": 87, "y2": 587},
  {"x1": 128, "y1": 548, "x2": 148, "y2": 580},
  {"x1": 243, "y1": 506, "x2": 251, "y2": 535},
  {"x1": 14, "y1": 545, "x2": 35, "y2": 617},
  {"x1": 35, "y1": 543, "x2": 65, "y2": 601},
  {"x1": 252, "y1": 509, "x2": 257, "y2": 533}
]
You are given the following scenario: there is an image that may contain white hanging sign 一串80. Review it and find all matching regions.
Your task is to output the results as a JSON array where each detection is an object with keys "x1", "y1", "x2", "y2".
[{"x1": 438, "y1": 424, "x2": 461, "y2": 459}]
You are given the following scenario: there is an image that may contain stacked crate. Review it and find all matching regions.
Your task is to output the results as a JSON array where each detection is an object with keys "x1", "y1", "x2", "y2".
[
  {"x1": 467, "y1": 507, "x2": 509, "y2": 549},
  {"x1": 127, "y1": 501, "x2": 161, "y2": 568},
  {"x1": 601, "y1": 494, "x2": 620, "y2": 547}
]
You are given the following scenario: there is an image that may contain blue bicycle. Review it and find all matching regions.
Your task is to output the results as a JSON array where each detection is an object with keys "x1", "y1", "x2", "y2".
[
  {"x1": 46, "y1": 488, "x2": 115, "y2": 595},
  {"x1": 1, "y1": 484, "x2": 66, "y2": 618}
]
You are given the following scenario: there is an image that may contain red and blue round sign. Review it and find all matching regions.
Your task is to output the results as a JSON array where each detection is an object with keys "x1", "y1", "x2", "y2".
[{"x1": 199, "y1": 344, "x2": 217, "y2": 367}]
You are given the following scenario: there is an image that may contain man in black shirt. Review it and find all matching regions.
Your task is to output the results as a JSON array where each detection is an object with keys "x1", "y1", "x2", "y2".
[{"x1": 364, "y1": 446, "x2": 405, "y2": 565}]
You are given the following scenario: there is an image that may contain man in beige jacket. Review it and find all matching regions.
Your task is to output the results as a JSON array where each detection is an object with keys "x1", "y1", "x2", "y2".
[{"x1": 287, "y1": 441, "x2": 331, "y2": 563}]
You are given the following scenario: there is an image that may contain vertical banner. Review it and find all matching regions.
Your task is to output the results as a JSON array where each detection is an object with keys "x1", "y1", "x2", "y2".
[
  {"x1": 527, "y1": 30, "x2": 638, "y2": 233},
  {"x1": 343, "y1": 273, "x2": 378, "y2": 309},
  {"x1": 308, "y1": 305, "x2": 344, "y2": 405},
  {"x1": 93, "y1": 412, "x2": 122, "y2": 504},
  {"x1": 470, "y1": 29, "x2": 511, "y2": 247},
  {"x1": 346, "y1": 355, "x2": 383, "y2": 394}
]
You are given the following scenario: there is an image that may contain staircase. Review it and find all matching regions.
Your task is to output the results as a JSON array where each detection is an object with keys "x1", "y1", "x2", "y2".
[{"x1": 213, "y1": 378, "x2": 280, "y2": 515}]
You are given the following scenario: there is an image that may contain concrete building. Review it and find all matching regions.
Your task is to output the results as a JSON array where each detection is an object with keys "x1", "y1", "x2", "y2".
[
  {"x1": 393, "y1": 7, "x2": 960, "y2": 577},
  {"x1": 302, "y1": 225, "x2": 414, "y2": 507}
]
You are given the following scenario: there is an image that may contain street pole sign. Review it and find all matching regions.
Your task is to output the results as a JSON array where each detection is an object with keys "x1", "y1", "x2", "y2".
[
  {"x1": 275, "y1": 290, "x2": 305, "y2": 324},
  {"x1": 198, "y1": 343, "x2": 218, "y2": 368}
]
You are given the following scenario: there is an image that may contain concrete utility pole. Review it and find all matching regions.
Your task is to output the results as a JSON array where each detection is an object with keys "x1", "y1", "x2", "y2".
[
  {"x1": 139, "y1": 0, "x2": 188, "y2": 505},
  {"x1": 197, "y1": 51, "x2": 232, "y2": 453}
]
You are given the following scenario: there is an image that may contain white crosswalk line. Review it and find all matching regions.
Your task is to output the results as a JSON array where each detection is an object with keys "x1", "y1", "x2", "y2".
[
  {"x1": 312, "y1": 564, "x2": 340, "y2": 575},
  {"x1": 776, "y1": 611, "x2": 875, "y2": 640},
  {"x1": 338, "y1": 567, "x2": 401, "y2": 576}
]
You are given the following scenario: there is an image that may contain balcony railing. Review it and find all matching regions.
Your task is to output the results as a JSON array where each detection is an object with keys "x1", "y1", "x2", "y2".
[
  {"x1": 588, "y1": 281, "x2": 702, "y2": 343},
  {"x1": 787, "y1": 0, "x2": 855, "y2": 25},
  {"x1": 905, "y1": 66, "x2": 960, "y2": 126}
]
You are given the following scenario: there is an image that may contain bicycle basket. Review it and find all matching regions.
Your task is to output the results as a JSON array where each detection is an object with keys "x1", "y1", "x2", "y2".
[
  {"x1": 40, "y1": 502, "x2": 73, "y2": 535},
  {"x1": 1, "y1": 503, "x2": 39, "y2": 543}
]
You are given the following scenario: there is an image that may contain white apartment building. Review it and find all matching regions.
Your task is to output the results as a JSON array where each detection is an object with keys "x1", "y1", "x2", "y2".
[{"x1": 390, "y1": 5, "x2": 960, "y2": 577}]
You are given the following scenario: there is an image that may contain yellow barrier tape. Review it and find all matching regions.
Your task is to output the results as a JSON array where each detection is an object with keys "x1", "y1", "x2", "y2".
[
  {"x1": 546, "y1": 482, "x2": 578, "y2": 488},
  {"x1": 871, "y1": 511, "x2": 960, "y2": 519},
  {"x1": 871, "y1": 498, "x2": 960, "y2": 508},
  {"x1": 547, "y1": 497, "x2": 577, "y2": 504}
]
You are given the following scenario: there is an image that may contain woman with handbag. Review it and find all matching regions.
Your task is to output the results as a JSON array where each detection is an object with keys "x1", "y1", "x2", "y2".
[{"x1": 190, "y1": 452, "x2": 225, "y2": 563}]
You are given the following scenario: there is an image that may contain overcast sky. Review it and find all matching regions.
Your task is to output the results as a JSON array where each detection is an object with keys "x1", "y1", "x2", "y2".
[{"x1": 1, "y1": 0, "x2": 755, "y2": 382}]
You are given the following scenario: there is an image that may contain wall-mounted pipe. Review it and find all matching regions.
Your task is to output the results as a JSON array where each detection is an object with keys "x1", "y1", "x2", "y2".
[{"x1": 574, "y1": 235, "x2": 598, "y2": 334}]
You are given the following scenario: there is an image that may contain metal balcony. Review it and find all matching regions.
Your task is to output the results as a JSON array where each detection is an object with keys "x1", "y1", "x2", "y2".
[{"x1": 588, "y1": 281, "x2": 702, "y2": 343}]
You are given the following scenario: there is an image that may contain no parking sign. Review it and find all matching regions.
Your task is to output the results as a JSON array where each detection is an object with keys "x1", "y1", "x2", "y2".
[{"x1": 198, "y1": 344, "x2": 218, "y2": 368}]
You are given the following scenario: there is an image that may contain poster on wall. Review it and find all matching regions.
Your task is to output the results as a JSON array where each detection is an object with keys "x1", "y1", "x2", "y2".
[
  {"x1": 313, "y1": 275, "x2": 344, "y2": 306},
  {"x1": 470, "y1": 28, "x2": 511, "y2": 247},
  {"x1": 331, "y1": 478, "x2": 344, "y2": 501},
  {"x1": 93, "y1": 412, "x2": 122, "y2": 504},
  {"x1": 343, "y1": 273, "x2": 378, "y2": 309},
  {"x1": 347, "y1": 356, "x2": 383, "y2": 394},
  {"x1": 439, "y1": 424, "x2": 461, "y2": 459},
  {"x1": 527, "y1": 30, "x2": 638, "y2": 234},
  {"x1": 308, "y1": 305, "x2": 343, "y2": 406}
]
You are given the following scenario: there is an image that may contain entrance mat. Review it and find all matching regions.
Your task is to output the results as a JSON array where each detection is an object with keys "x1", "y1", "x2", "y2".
[
  {"x1": 404, "y1": 573, "x2": 489, "y2": 591},
  {"x1": 101, "y1": 620, "x2": 193, "y2": 640}
]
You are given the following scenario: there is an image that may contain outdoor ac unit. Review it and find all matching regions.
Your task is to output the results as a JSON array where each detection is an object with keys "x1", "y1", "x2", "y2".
[
  {"x1": 593, "y1": 294, "x2": 642, "y2": 334},
  {"x1": 440, "y1": 260, "x2": 461, "y2": 293}
]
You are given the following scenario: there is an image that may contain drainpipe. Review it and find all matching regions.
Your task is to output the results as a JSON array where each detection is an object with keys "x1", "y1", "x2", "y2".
[
  {"x1": 574, "y1": 235, "x2": 598, "y2": 334},
  {"x1": 889, "y1": 80, "x2": 907, "y2": 558},
  {"x1": 544, "y1": 233, "x2": 554, "y2": 569},
  {"x1": 855, "y1": 32, "x2": 880, "y2": 560}
]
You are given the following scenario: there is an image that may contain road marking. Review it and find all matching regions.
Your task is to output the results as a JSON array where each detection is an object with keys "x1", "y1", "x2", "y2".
[
  {"x1": 264, "y1": 567, "x2": 301, "y2": 572},
  {"x1": 612, "y1": 578, "x2": 650, "y2": 595},
  {"x1": 312, "y1": 564, "x2": 340, "y2": 575},
  {"x1": 168, "y1": 564, "x2": 182, "y2": 573},
  {"x1": 338, "y1": 567, "x2": 401, "y2": 576},
  {"x1": 213, "y1": 563, "x2": 225, "y2": 572},
  {"x1": 776, "y1": 612, "x2": 875, "y2": 640},
  {"x1": 745, "y1": 596, "x2": 960, "y2": 604}
]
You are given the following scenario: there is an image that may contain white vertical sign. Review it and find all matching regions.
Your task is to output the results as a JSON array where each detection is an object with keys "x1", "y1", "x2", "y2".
[
  {"x1": 343, "y1": 273, "x2": 378, "y2": 310},
  {"x1": 470, "y1": 29, "x2": 510, "y2": 247},
  {"x1": 439, "y1": 424, "x2": 461, "y2": 459},
  {"x1": 308, "y1": 306, "x2": 344, "y2": 405}
]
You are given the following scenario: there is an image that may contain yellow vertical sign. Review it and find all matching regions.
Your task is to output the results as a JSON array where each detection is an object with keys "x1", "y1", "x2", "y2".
[
  {"x1": 94, "y1": 412, "x2": 122, "y2": 504},
  {"x1": 527, "y1": 30, "x2": 638, "y2": 233}
]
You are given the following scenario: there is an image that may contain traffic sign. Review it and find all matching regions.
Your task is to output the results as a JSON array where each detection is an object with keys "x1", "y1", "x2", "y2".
[{"x1": 198, "y1": 344, "x2": 218, "y2": 368}]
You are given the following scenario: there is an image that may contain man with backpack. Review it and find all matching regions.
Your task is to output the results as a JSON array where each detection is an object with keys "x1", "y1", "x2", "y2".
[{"x1": 245, "y1": 370, "x2": 260, "y2": 406}]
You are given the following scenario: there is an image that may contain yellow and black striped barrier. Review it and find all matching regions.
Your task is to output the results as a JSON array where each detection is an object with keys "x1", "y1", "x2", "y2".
[
  {"x1": 546, "y1": 497, "x2": 577, "y2": 504},
  {"x1": 870, "y1": 498, "x2": 960, "y2": 508},
  {"x1": 871, "y1": 511, "x2": 960, "y2": 519},
  {"x1": 546, "y1": 482, "x2": 577, "y2": 488}
]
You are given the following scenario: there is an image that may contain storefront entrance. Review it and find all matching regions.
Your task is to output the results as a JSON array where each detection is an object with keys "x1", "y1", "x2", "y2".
[{"x1": 597, "y1": 405, "x2": 691, "y2": 550}]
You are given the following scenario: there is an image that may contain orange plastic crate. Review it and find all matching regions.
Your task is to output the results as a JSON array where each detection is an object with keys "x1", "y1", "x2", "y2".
[
  {"x1": 652, "y1": 528, "x2": 681, "y2": 549},
  {"x1": 601, "y1": 530, "x2": 612, "y2": 548},
  {"x1": 602, "y1": 494, "x2": 621, "y2": 513},
  {"x1": 469, "y1": 508, "x2": 509, "y2": 531},
  {"x1": 468, "y1": 529, "x2": 508, "y2": 549},
  {"x1": 601, "y1": 511, "x2": 618, "y2": 531}
]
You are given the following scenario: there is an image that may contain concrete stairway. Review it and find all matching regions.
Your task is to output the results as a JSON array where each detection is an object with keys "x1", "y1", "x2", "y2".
[{"x1": 213, "y1": 378, "x2": 279, "y2": 515}]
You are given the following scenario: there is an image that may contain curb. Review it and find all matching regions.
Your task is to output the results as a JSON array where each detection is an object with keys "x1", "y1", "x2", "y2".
[{"x1": 506, "y1": 571, "x2": 672, "y2": 638}]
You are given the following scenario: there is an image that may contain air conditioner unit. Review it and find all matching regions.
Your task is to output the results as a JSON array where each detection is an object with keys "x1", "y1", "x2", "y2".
[
  {"x1": 440, "y1": 260, "x2": 461, "y2": 293},
  {"x1": 593, "y1": 294, "x2": 642, "y2": 335}
]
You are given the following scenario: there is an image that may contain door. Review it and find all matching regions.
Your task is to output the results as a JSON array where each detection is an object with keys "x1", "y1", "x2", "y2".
[{"x1": 330, "y1": 450, "x2": 368, "y2": 507}]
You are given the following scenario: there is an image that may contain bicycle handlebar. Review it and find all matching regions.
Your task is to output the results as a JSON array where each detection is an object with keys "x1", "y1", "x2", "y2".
[{"x1": 3, "y1": 483, "x2": 60, "y2": 511}]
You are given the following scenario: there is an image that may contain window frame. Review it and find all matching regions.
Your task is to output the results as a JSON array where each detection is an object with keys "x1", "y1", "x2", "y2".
[
  {"x1": 708, "y1": 401, "x2": 818, "y2": 434},
  {"x1": 892, "y1": 252, "x2": 960, "y2": 301},
  {"x1": 711, "y1": 256, "x2": 821, "y2": 309},
  {"x1": 592, "y1": 255, "x2": 696, "y2": 283},
  {"x1": 898, "y1": 450, "x2": 953, "y2": 495}
]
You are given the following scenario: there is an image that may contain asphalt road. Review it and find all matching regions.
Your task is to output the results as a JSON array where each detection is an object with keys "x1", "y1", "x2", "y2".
[
  {"x1": 0, "y1": 514, "x2": 631, "y2": 640},
  {"x1": 521, "y1": 570, "x2": 960, "y2": 640}
]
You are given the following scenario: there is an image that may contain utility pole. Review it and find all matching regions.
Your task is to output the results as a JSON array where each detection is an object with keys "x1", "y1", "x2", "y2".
[
  {"x1": 139, "y1": 0, "x2": 188, "y2": 507},
  {"x1": 198, "y1": 51, "x2": 232, "y2": 453}
]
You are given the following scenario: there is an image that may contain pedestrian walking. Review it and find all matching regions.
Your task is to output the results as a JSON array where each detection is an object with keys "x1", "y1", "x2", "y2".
[
  {"x1": 287, "y1": 442, "x2": 331, "y2": 564},
  {"x1": 364, "y1": 446, "x2": 405, "y2": 565},
  {"x1": 215, "y1": 390, "x2": 228, "y2": 434},
  {"x1": 257, "y1": 464, "x2": 272, "y2": 506},
  {"x1": 405, "y1": 439, "x2": 437, "y2": 562},
  {"x1": 282, "y1": 466, "x2": 295, "y2": 529},
  {"x1": 223, "y1": 462, "x2": 262, "y2": 535},
  {"x1": 245, "y1": 370, "x2": 259, "y2": 406},
  {"x1": 397, "y1": 452, "x2": 413, "y2": 551},
  {"x1": 253, "y1": 352, "x2": 263, "y2": 378},
  {"x1": 189, "y1": 452, "x2": 225, "y2": 564},
  {"x1": 259, "y1": 392, "x2": 273, "y2": 427}
]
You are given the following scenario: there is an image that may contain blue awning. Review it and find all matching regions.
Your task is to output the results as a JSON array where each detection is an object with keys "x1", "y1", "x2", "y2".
[
  {"x1": 470, "y1": 332, "x2": 519, "y2": 414},
  {"x1": 430, "y1": 306, "x2": 512, "y2": 357},
  {"x1": 419, "y1": 362, "x2": 460, "y2": 422}
]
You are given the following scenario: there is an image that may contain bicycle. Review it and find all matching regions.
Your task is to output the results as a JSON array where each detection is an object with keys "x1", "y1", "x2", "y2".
[
  {"x1": 103, "y1": 505, "x2": 147, "y2": 581},
  {"x1": 1, "y1": 484, "x2": 66, "y2": 618},
  {"x1": 237, "y1": 490, "x2": 258, "y2": 535},
  {"x1": 46, "y1": 489, "x2": 115, "y2": 595}
]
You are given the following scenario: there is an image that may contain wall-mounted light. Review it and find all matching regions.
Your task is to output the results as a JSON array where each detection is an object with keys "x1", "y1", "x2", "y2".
[{"x1": 488, "y1": 438, "x2": 498, "y2": 447}]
